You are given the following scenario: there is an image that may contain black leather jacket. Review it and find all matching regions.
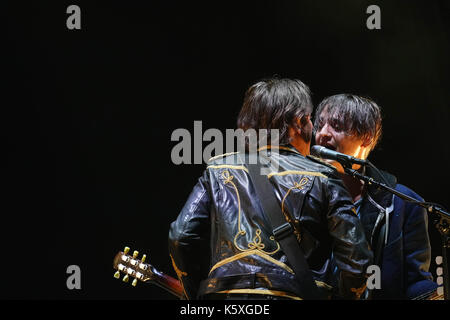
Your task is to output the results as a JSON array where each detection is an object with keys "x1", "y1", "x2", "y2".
[{"x1": 168, "y1": 145, "x2": 372, "y2": 299}]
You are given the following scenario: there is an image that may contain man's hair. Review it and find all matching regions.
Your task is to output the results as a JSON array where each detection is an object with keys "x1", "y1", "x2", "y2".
[
  {"x1": 237, "y1": 78, "x2": 313, "y2": 146},
  {"x1": 314, "y1": 94, "x2": 383, "y2": 150}
]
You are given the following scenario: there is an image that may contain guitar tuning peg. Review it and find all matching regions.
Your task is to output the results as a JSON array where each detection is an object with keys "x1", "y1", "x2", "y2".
[
  {"x1": 141, "y1": 254, "x2": 147, "y2": 263},
  {"x1": 132, "y1": 278, "x2": 138, "y2": 287},
  {"x1": 123, "y1": 275, "x2": 129, "y2": 283},
  {"x1": 124, "y1": 247, "x2": 130, "y2": 255},
  {"x1": 132, "y1": 250, "x2": 139, "y2": 259},
  {"x1": 114, "y1": 271, "x2": 120, "y2": 279}
]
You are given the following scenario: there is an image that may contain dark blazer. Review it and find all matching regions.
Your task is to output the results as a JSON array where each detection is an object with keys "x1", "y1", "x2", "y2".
[{"x1": 360, "y1": 167, "x2": 437, "y2": 299}]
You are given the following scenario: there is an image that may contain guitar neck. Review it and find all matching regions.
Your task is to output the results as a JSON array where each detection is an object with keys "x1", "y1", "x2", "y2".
[{"x1": 148, "y1": 267, "x2": 185, "y2": 299}]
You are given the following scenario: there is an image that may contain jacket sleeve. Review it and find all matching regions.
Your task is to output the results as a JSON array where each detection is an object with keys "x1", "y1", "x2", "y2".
[
  {"x1": 168, "y1": 170, "x2": 211, "y2": 299},
  {"x1": 325, "y1": 176, "x2": 373, "y2": 299},
  {"x1": 397, "y1": 184, "x2": 437, "y2": 299}
]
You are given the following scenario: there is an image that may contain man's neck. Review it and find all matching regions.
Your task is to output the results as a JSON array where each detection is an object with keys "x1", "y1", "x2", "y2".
[{"x1": 290, "y1": 140, "x2": 310, "y2": 156}]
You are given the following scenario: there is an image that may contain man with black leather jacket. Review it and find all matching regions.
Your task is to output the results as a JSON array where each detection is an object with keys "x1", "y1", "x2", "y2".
[{"x1": 168, "y1": 78, "x2": 373, "y2": 300}]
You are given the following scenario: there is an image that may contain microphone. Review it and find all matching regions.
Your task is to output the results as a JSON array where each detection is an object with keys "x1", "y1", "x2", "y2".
[{"x1": 310, "y1": 145, "x2": 367, "y2": 166}]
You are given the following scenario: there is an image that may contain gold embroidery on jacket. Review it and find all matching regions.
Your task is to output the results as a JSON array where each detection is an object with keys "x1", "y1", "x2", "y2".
[
  {"x1": 351, "y1": 283, "x2": 367, "y2": 299},
  {"x1": 207, "y1": 164, "x2": 249, "y2": 172},
  {"x1": 209, "y1": 249, "x2": 294, "y2": 274},
  {"x1": 217, "y1": 288, "x2": 302, "y2": 300},
  {"x1": 208, "y1": 152, "x2": 239, "y2": 162},
  {"x1": 170, "y1": 254, "x2": 188, "y2": 299},
  {"x1": 267, "y1": 170, "x2": 327, "y2": 179},
  {"x1": 280, "y1": 177, "x2": 310, "y2": 242},
  {"x1": 257, "y1": 145, "x2": 295, "y2": 153},
  {"x1": 221, "y1": 170, "x2": 280, "y2": 255}
]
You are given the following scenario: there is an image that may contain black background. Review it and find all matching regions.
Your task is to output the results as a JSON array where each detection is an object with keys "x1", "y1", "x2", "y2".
[{"x1": 3, "y1": 0, "x2": 450, "y2": 299}]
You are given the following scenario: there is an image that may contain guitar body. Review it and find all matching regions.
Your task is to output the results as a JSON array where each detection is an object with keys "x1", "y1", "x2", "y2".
[{"x1": 412, "y1": 289, "x2": 444, "y2": 300}]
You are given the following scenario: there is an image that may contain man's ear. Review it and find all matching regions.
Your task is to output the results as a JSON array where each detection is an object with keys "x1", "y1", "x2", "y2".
[
  {"x1": 361, "y1": 135, "x2": 373, "y2": 148},
  {"x1": 293, "y1": 117, "x2": 302, "y2": 134}
]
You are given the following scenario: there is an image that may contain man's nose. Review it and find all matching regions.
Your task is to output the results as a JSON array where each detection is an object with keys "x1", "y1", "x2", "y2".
[{"x1": 315, "y1": 123, "x2": 331, "y2": 144}]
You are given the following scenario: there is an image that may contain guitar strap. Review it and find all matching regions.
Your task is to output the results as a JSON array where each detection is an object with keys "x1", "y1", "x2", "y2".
[{"x1": 246, "y1": 154, "x2": 324, "y2": 300}]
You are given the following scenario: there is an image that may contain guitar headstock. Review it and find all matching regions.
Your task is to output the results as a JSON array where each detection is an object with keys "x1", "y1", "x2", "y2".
[{"x1": 113, "y1": 246, "x2": 154, "y2": 287}]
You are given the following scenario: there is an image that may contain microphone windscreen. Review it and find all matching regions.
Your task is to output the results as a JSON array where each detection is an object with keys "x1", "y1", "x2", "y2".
[{"x1": 310, "y1": 145, "x2": 323, "y2": 157}]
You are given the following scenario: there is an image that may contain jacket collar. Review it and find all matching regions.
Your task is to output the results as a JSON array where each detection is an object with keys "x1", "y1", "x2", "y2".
[
  {"x1": 361, "y1": 166, "x2": 397, "y2": 247},
  {"x1": 364, "y1": 166, "x2": 397, "y2": 208},
  {"x1": 257, "y1": 144, "x2": 303, "y2": 156}
]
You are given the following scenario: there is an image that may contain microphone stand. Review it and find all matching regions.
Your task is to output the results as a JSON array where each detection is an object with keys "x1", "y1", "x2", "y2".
[{"x1": 342, "y1": 162, "x2": 450, "y2": 300}]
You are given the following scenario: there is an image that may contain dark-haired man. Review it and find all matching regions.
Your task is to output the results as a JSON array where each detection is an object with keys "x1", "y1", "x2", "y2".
[
  {"x1": 314, "y1": 94, "x2": 438, "y2": 299},
  {"x1": 168, "y1": 79, "x2": 372, "y2": 300}
]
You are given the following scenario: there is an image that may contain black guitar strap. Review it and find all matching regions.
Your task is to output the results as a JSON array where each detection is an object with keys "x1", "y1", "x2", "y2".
[{"x1": 246, "y1": 155, "x2": 324, "y2": 300}]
